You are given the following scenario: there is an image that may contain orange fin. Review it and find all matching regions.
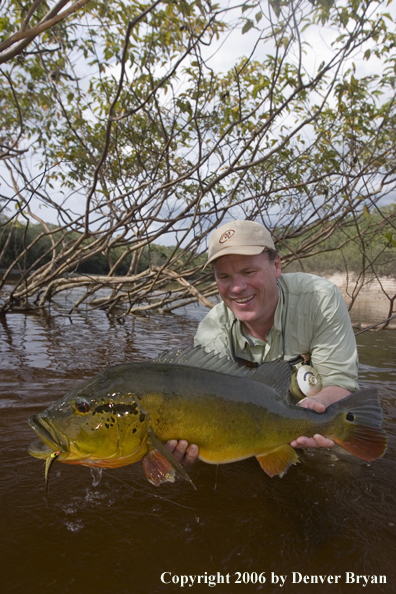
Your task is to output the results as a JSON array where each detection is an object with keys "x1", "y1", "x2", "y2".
[
  {"x1": 333, "y1": 425, "x2": 388, "y2": 462},
  {"x1": 143, "y1": 429, "x2": 196, "y2": 489},
  {"x1": 256, "y1": 445, "x2": 300, "y2": 478},
  {"x1": 142, "y1": 449, "x2": 176, "y2": 486}
]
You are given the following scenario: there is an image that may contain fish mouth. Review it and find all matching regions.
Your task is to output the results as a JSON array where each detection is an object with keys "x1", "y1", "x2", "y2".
[{"x1": 28, "y1": 414, "x2": 69, "y2": 459}]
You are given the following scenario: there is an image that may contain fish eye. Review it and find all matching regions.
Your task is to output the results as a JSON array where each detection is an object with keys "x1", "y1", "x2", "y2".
[{"x1": 75, "y1": 398, "x2": 91, "y2": 414}]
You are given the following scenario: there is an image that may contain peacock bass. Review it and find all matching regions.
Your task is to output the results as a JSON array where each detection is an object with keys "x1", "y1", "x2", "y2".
[{"x1": 28, "y1": 346, "x2": 388, "y2": 489}]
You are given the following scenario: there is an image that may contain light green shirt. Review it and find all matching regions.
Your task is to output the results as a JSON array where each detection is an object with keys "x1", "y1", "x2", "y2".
[{"x1": 194, "y1": 272, "x2": 359, "y2": 392}]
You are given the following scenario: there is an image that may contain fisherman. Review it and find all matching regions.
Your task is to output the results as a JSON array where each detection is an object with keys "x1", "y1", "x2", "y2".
[{"x1": 166, "y1": 219, "x2": 359, "y2": 465}]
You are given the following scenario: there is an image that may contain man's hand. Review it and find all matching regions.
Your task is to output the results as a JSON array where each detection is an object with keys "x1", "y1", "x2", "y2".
[
  {"x1": 290, "y1": 386, "x2": 351, "y2": 449},
  {"x1": 165, "y1": 440, "x2": 199, "y2": 465}
]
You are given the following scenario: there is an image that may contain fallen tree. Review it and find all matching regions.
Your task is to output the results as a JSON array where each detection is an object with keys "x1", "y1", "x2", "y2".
[{"x1": 0, "y1": 0, "x2": 395, "y2": 325}]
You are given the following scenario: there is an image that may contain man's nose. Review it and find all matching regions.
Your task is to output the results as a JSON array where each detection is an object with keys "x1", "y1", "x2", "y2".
[{"x1": 229, "y1": 276, "x2": 247, "y2": 293}]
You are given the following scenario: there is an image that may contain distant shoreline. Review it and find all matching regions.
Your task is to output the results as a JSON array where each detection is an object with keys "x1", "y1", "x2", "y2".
[
  {"x1": 1, "y1": 269, "x2": 395, "y2": 329},
  {"x1": 324, "y1": 273, "x2": 396, "y2": 331}
]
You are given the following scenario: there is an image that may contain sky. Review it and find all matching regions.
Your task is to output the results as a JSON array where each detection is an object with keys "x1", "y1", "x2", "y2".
[{"x1": 1, "y1": 0, "x2": 395, "y2": 234}]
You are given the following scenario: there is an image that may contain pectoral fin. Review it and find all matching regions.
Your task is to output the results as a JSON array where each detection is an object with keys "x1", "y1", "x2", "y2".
[
  {"x1": 142, "y1": 449, "x2": 177, "y2": 486},
  {"x1": 256, "y1": 445, "x2": 300, "y2": 478},
  {"x1": 142, "y1": 429, "x2": 196, "y2": 489}
]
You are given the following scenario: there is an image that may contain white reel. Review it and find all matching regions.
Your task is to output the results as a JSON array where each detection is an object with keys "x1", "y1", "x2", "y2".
[{"x1": 290, "y1": 364, "x2": 322, "y2": 400}]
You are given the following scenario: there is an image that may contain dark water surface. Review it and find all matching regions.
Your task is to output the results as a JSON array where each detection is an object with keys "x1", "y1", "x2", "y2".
[{"x1": 1, "y1": 304, "x2": 395, "y2": 594}]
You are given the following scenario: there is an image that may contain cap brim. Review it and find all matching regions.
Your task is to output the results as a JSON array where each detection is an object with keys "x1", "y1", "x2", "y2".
[{"x1": 204, "y1": 245, "x2": 265, "y2": 269}]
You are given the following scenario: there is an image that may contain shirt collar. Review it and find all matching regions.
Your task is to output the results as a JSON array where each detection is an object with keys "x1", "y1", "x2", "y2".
[{"x1": 272, "y1": 278, "x2": 284, "y2": 335}]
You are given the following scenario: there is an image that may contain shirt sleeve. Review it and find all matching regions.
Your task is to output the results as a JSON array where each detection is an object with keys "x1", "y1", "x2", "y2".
[
  {"x1": 194, "y1": 304, "x2": 233, "y2": 360},
  {"x1": 310, "y1": 284, "x2": 359, "y2": 392}
]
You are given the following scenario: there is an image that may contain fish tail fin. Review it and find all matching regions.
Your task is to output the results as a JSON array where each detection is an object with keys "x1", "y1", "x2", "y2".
[{"x1": 331, "y1": 389, "x2": 388, "y2": 462}]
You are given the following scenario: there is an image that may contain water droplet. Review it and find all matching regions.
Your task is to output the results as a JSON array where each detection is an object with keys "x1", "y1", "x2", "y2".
[
  {"x1": 62, "y1": 504, "x2": 77, "y2": 516},
  {"x1": 65, "y1": 521, "x2": 83, "y2": 533},
  {"x1": 90, "y1": 467, "x2": 103, "y2": 487}
]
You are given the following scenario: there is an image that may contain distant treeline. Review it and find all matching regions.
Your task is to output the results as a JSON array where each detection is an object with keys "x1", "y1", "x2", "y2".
[
  {"x1": 0, "y1": 219, "x2": 205, "y2": 276},
  {"x1": 280, "y1": 204, "x2": 396, "y2": 277},
  {"x1": 1, "y1": 206, "x2": 395, "y2": 277}
]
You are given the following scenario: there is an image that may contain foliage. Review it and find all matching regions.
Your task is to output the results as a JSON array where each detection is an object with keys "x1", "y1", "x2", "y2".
[
  {"x1": 282, "y1": 203, "x2": 396, "y2": 276},
  {"x1": 0, "y1": 0, "x2": 395, "y2": 320},
  {"x1": 0, "y1": 220, "x2": 206, "y2": 275}
]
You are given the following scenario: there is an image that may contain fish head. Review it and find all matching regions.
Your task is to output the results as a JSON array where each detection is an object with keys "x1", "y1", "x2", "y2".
[{"x1": 28, "y1": 385, "x2": 150, "y2": 469}]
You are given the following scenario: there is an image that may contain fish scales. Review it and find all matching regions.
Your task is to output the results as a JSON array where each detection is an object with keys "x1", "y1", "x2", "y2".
[
  {"x1": 28, "y1": 349, "x2": 388, "y2": 487},
  {"x1": 135, "y1": 365, "x2": 320, "y2": 462},
  {"x1": 72, "y1": 362, "x2": 324, "y2": 461}
]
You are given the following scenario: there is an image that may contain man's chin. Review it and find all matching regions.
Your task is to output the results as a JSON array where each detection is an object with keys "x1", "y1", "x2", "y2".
[{"x1": 230, "y1": 308, "x2": 258, "y2": 324}]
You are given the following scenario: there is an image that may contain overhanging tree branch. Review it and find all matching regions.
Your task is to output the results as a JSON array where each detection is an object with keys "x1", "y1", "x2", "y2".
[{"x1": 0, "y1": 0, "x2": 92, "y2": 64}]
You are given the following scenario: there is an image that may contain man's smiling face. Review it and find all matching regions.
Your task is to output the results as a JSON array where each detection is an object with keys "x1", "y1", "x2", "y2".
[{"x1": 213, "y1": 251, "x2": 281, "y2": 339}]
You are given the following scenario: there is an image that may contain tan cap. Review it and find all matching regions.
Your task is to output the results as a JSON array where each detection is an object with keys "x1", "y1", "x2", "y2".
[{"x1": 205, "y1": 220, "x2": 275, "y2": 267}]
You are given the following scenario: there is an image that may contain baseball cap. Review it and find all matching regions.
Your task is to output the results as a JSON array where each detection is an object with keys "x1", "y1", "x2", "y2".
[{"x1": 205, "y1": 220, "x2": 276, "y2": 267}]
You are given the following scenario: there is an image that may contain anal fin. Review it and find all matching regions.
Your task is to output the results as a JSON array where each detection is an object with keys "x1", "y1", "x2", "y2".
[{"x1": 256, "y1": 445, "x2": 300, "y2": 478}]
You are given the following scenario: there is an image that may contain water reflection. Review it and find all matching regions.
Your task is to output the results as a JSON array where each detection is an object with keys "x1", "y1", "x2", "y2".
[{"x1": 0, "y1": 303, "x2": 395, "y2": 594}]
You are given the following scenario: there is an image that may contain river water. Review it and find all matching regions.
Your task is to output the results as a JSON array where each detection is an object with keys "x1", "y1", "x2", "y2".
[{"x1": 1, "y1": 300, "x2": 395, "y2": 594}]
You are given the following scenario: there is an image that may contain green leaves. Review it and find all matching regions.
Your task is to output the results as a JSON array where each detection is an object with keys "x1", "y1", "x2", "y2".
[
  {"x1": 1, "y1": 0, "x2": 396, "y2": 318},
  {"x1": 176, "y1": 98, "x2": 193, "y2": 117},
  {"x1": 242, "y1": 19, "x2": 254, "y2": 34},
  {"x1": 385, "y1": 231, "x2": 396, "y2": 248}
]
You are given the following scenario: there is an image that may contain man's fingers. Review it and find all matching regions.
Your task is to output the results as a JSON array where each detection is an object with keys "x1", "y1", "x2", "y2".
[
  {"x1": 312, "y1": 434, "x2": 335, "y2": 448},
  {"x1": 291, "y1": 395, "x2": 335, "y2": 448},
  {"x1": 184, "y1": 443, "x2": 199, "y2": 465},
  {"x1": 290, "y1": 434, "x2": 335, "y2": 449},
  {"x1": 164, "y1": 440, "x2": 199, "y2": 465},
  {"x1": 297, "y1": 397, "x2": 326, "y2": 413},
  {"x1": 170, "y1": 439, "x2": 188, "y2": 462},
  {"x1": 290, "y1": 436, "x2": 313, "y2": 448},
  {"x1": 165, "y1": 439, "x2": 178, "y2": 454}
]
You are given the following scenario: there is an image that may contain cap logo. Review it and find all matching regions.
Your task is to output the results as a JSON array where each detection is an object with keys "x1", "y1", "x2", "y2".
[{"x1": 219, "y1": 229, "x2": 235, "y2": 244}]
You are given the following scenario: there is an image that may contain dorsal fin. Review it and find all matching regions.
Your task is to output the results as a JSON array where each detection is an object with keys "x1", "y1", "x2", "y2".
[
  {"x1": 153, "y1": 344, "x2": 251, "y2": 376},
  {"x1": 251, "y1": 358, "x2": 292, "y2": 398},
  {"x1": 152, "y1": 344, "x2": 291, "y2": 399}
]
